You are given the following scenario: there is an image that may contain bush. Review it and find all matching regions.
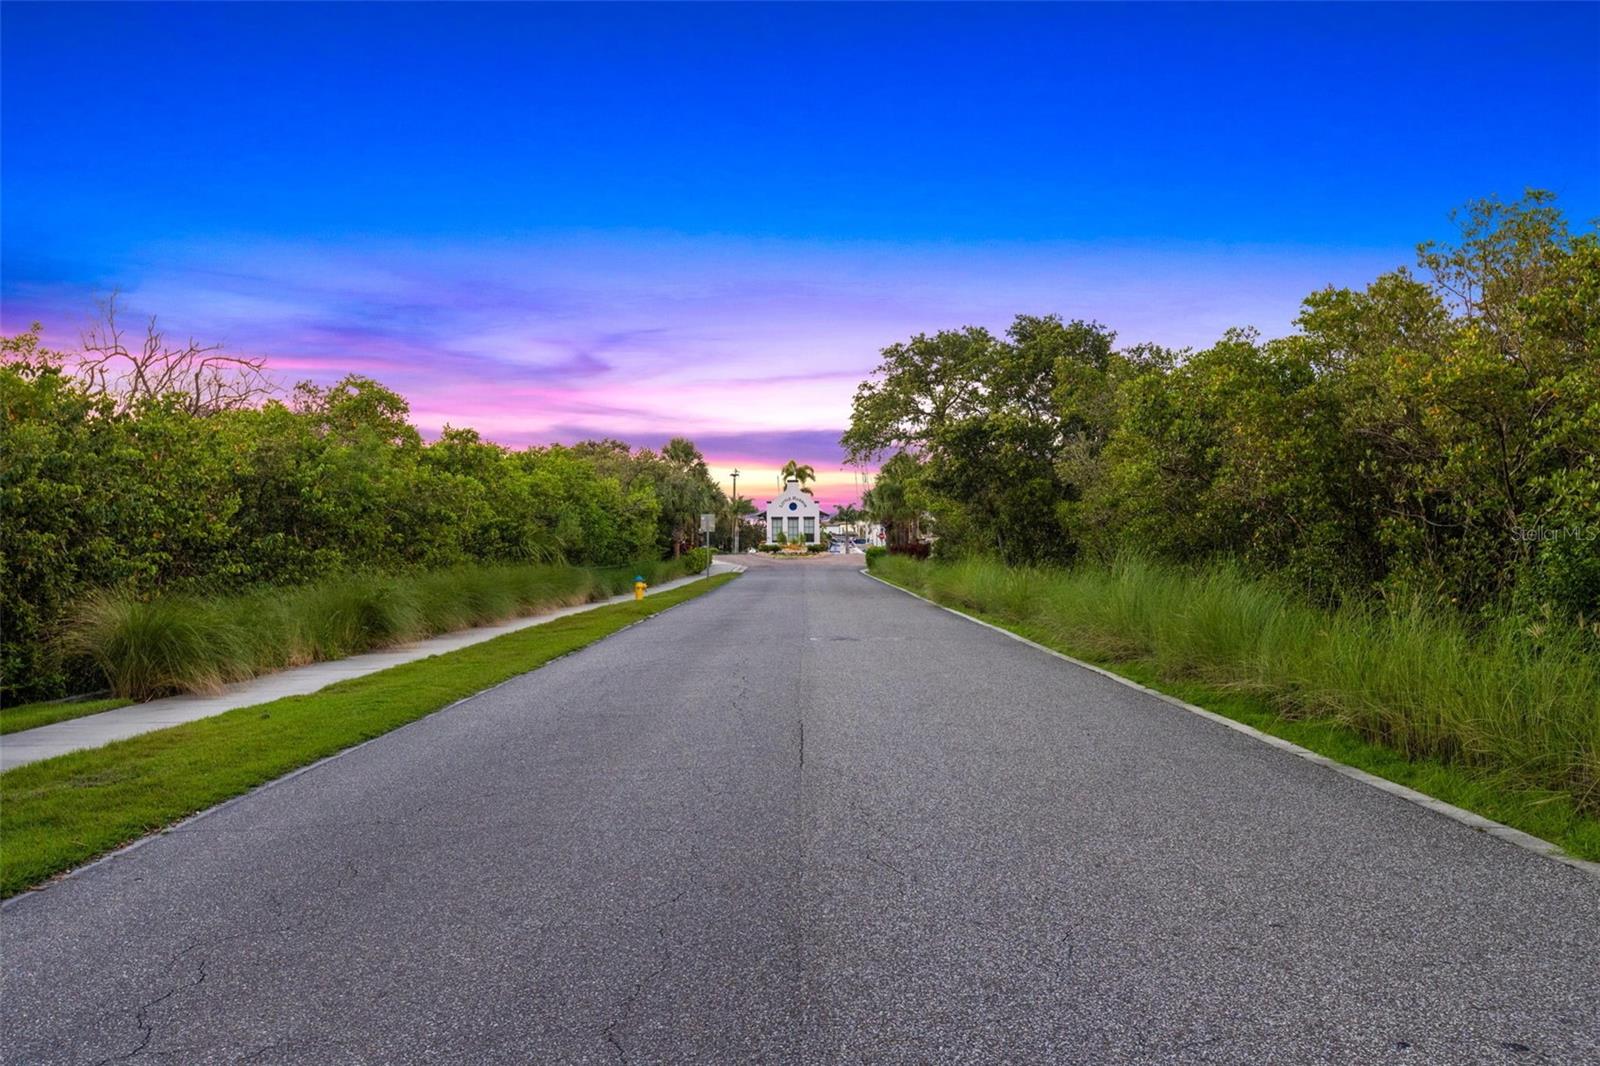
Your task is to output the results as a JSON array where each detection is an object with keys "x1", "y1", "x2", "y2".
[
  {"x1": 681, "y1": 547, "x2": 713, "y2": 573},
  {"x1": 806, "y1": 542, "x2": 828, "y2": 553},
  {"x1": 888, "y1": 542, "x2": 931, "y2": 560},
  {"x1": 864, "y1": 546, "x2": 888, "y2": 569}
]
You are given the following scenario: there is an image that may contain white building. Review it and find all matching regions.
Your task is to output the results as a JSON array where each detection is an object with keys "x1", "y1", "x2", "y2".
[
  {"x1": 765, "y1": 477, "x2": 824, "y2": 544},
  {"x1": 823, "y1": 521, "x2": 885, "y2": 548}
]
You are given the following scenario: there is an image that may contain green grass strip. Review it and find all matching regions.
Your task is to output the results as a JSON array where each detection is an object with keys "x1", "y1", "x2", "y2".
[
  {"x1": 0, "y1": 574, "x2": 736, "y2": 898},
  {"x1": 873, "y1": 570, "x2": 1600, "y2": 865},
  {"x1": 1, "y1": 697, "x2": 132, "y2": 736}
]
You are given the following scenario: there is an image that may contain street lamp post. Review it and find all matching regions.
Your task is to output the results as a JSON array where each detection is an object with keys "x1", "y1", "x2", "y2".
[{"x1": 729, "y1": 468, "x2": 741, "y2": 554}]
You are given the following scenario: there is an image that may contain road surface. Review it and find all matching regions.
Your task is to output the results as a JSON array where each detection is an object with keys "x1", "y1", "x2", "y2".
[{"x1": 4, "y1": 557, "x2": 1597, "y2": 1063}]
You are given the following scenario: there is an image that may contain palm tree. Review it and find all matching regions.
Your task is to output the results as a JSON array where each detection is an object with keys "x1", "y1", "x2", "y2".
[
  {"x1": 729, "y1": 496, "x2": 757, "y2": 552},
  {"x1": 864, "y1": 483, "x2": 918, "y2": 548},
  {"x1": 830, "y1": 503, "x2": 864, "y2": 550},
  {"x1": 780, "y1": 459, "x2": 816, "y2": 487}
]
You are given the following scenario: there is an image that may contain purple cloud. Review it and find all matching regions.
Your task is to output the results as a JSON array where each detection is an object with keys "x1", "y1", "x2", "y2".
[{"x1": 2, "y1": 231, "x2": 1408, "y2": 502}]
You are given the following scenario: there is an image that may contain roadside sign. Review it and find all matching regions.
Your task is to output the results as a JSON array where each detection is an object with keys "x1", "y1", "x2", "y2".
[{"x1": 699, "y1": 513, "x2": 715, "y2": 532}]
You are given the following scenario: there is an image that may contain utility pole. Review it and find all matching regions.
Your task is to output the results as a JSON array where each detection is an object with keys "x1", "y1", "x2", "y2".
[{"x1": 729, "y1": 468, "x2": 741, "y2": 554}]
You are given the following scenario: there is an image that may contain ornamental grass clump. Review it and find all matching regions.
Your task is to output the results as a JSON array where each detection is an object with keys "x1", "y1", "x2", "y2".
[
  {"x1": 63, "y1": 559, "x2": 693, "y2": 701},
  {"x1": 65, "y1": 592, "x2": 253, "y2": 700},
  {"x1": 293, "y1": 574, "x2": 424, "y2": 660}
]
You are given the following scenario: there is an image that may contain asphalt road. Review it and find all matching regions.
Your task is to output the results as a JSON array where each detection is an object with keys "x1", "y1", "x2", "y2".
[{"x1": 4, "y1": 558, "x2": 1598, "y2": 1064}]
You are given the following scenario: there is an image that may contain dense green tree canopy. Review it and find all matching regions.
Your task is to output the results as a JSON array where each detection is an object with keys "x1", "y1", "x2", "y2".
[
  {"x1": 845, "y1": 191, "x2": 1599, "y2": 623},
  {"x1": 0, "y1": 343, "x2": 722, "y2": 701},
  {"x1": 844, "y1": 316, "x2": 1118, "y2": 563}
]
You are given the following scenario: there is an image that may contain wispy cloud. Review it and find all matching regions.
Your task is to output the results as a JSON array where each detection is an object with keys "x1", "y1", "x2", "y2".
[{"x1": 1, "y1": 231, "x2": 1405, "y2": 501}]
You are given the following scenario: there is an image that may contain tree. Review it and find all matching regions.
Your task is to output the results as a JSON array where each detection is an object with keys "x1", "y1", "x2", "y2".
[
  {"x1": 862, "y1": 452, "x2": 928, "y2": 549},
  {"x1": 76, "y1": 295, "x2": 276, "y2": 415},
  {"x1": 841, "y1": 190, "x2": 1596, "y2": 621},
  {"x1": 780, "y1": 459, "x2": 816, "y2": 487},
  {"x1": 830, "y1": 503, "x2": 867, "y2": 550},
  {"x1": 843, "y1": 315, "x2": 1116, "y2": 562},
  {"x1": 654, "y1": 437, "x2": 725, "y2": 556},
  {"x1": 723, "y1": 495, "x2": 759, "y2": 551},
  {"x1": 1290, "y1": 190, "x2": 1598, "y2": 611},
  {"x1": 1, "y1": 320, "x2": 719, "y2": 701}
]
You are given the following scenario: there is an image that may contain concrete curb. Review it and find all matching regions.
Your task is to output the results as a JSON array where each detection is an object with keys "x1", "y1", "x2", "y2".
[
  {"x1": 860, "y1": 568, "x2": 1600, "y2": 881},
  {"x1": 2, "y1": 573, "x2": 741, "y2": 909}
]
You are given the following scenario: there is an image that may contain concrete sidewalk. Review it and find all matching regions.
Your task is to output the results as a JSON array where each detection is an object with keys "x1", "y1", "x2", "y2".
[{"x1": 0, "y1": 563, "x2": 741, "y2": 771}]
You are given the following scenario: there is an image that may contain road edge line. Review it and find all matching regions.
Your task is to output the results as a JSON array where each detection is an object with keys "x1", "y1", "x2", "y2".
[{"x1": 860, "y1": 568, "x2": 1600, "y2": 881}]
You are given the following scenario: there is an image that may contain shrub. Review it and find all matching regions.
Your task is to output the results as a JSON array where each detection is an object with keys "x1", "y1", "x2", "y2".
[{"x1": 864, "y1": 546, "x2": 888, "y2": 569}]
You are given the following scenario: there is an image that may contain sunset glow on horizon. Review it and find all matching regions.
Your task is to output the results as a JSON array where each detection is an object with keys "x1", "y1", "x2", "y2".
[{"x1": 5, "y1": 4, "x2": 1595, "y2": 510}]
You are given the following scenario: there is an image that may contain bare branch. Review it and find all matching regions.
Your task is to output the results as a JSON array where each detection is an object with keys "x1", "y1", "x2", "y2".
[{"x1": 71, "y1": 294, "x2": 278, "y2": 415}]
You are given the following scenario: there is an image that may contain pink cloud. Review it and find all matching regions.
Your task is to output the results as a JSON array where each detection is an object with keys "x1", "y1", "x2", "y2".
[{"x1": 2, "y1": 231, "x2": 1405, "y2": 497}]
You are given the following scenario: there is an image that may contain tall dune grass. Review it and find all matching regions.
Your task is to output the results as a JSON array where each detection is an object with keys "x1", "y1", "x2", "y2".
[
  {"x1": 65, "y1": 555, "x2": 708, "y2": 701},
  {"x1": 873, "y1": 554, "x2": 1600, "y2": 815}
]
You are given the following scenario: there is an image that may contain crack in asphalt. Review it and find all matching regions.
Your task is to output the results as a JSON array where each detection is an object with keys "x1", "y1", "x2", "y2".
[
  {"x1": 863, "y1": 848, "x2": 909, "y2": 880},
  {"x1": 89, "y1": 936, "x2": 223, "y2": 1065},
  {"x1": 599, "y1": 886, "x2": 689, "y2": 1064},
  {"x1": 92, "y1": 852, "x2": 366, "y2": 1062}
]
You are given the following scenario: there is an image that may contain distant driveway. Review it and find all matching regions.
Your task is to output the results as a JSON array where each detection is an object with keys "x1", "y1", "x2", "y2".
[{"x1": 4, "y1": 563, "x2": 1596, "y2": 1063}]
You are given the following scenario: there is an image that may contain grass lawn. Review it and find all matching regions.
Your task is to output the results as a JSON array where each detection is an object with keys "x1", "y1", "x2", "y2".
[
  {"x1": 870, "y1": 566, "x2": 1600, "y2": 866},
  {"x1": 1, "y1": 697, "x2": 131, "y2": 736},
  {"x1": 0, "y1": 573, "x2": 735, "y2": 898}
]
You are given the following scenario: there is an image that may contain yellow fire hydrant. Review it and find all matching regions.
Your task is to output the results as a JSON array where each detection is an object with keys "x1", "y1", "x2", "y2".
[{"x1": 633, "y1": 576, "x2": 647, "y2": 601}]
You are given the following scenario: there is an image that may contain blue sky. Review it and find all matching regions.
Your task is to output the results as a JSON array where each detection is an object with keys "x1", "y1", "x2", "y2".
[{"x1": 4, "y1": 1, "x2": 1596, "y2": 500}]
